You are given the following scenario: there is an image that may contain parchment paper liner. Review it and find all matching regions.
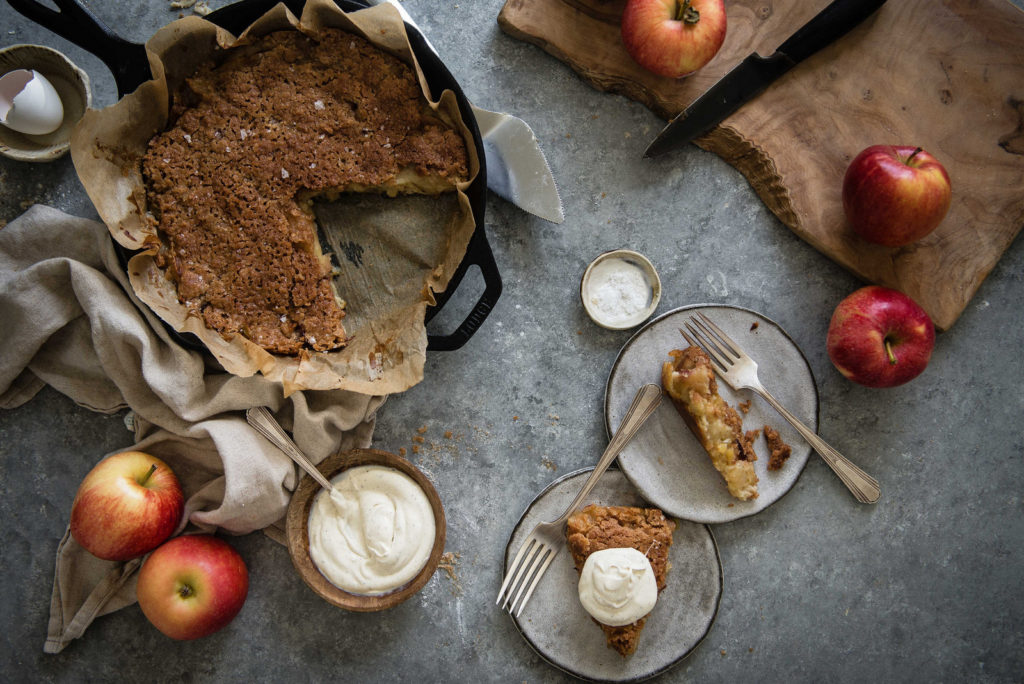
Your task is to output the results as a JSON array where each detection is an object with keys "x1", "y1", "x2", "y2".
[{"x1": 70, "y1": 0, "x2": 479, "y2": 396}]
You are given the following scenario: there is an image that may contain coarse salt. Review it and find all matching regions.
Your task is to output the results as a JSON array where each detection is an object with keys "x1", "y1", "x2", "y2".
[{"x1": 586, "y1": 257, "x2": 651, "y2": 326}]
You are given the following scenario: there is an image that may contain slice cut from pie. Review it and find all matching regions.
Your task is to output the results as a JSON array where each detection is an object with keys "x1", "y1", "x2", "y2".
[
  {"x1": 662, "y1": 346, "x2": 759, "y2": 500},
  {"x1": 566, "y1": 504, "x2": 675, "y2": 657}
]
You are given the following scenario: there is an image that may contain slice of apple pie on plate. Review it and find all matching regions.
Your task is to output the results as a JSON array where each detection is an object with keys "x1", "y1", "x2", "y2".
[{"x1": 605, "y1": 304, "x2": 818, "y2": 524}]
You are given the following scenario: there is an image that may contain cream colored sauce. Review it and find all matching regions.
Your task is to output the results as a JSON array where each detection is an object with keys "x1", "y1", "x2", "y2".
[
  {"x1": 577, "y1": 547, "x2": 657, "y2": 626},
  {"x1": 308, "y1": 465, "x2": 434, "y2": 596}
]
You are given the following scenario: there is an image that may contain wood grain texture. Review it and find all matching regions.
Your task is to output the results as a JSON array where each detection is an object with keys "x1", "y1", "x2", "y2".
[{"x1": 499, "y1": 0, "x2": 1024, "y2": 330}]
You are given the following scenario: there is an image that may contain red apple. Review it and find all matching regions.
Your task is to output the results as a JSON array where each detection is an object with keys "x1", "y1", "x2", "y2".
[
  {"x1": 621, "y1": 0, "x2": 727, "y2": 78},
  {"x1": 70, "y1": 451, "x2": 184, "y2": 561},
  {"x1": 136, "y1": 535, "x2": 249, "y2": 640},
  {"x1": 842, "y1": 145, "x2": 952, "y2": 247},
  {"x1": 826, "y1": 286, "x2": 935, "y2": 388}
]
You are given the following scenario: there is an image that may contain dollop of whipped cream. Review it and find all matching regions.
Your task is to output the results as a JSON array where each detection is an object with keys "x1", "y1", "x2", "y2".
[
  {"x1": 308, "y1": 465, "x2": 434, "y2": 596},
  {"x1": 577, "y1": 547, "x2": 658, "y2": 626}
]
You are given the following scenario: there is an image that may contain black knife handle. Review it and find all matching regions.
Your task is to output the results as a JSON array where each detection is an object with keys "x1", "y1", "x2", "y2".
[{"x1": 777, "y1": 0, "x2": 887, "y2": 64}]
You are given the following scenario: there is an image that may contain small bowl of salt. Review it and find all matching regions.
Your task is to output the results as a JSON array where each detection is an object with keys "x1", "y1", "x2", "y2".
[{"x1": 580, "y1": 249, "x2": 661, "y2": 330}]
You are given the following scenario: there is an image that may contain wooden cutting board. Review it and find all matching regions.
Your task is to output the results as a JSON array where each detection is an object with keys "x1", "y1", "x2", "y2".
[{"x1": 498, "y1": 0, "x2": 1024, "y2": 330}]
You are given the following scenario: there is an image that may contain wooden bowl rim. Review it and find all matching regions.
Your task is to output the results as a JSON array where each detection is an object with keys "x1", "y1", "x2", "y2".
[{"x1": 285, "y1": 448, "x2": 446, "y2": 612}]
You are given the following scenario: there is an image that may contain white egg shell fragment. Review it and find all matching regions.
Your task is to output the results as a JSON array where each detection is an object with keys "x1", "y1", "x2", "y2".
[{"x1": 0, "y1": 69, "x2": 64, "y2": 136}]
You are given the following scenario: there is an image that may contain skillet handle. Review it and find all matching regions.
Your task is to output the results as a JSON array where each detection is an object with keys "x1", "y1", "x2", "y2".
[
  {"x1": 6, "y1": 0, "x2": 151, "y2": 96},
  {"x1": 426, "y1": 227, "x2": 502, "y2": 352}
]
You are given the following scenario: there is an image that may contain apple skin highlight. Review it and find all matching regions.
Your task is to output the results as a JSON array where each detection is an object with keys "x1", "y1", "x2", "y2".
[
  {"x1": 826, "y1": 286, "x2": 935, "y2": 388},
  {"x1": 621, "y1": 0, "x2": 727, "y2": 78},
  {"x1": 842, "y1": 145, "x2": 952, "y2": 247},
  {"x1": 136, "y1": 535, "x2": 249, "y2": 640}
]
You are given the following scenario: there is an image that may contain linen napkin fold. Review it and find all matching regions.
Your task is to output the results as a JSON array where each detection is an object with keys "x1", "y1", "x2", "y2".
[{"x1": 0, "y1": 205, "x2": 386, "y2": 653}]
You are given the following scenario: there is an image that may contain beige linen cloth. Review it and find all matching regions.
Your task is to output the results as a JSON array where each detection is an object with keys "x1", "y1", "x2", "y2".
[{"x1": 0, "y1": 205, "x2": 386, "y2": 653}]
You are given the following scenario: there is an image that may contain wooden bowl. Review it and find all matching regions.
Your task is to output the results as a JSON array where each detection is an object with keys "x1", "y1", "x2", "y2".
[{"x1": 285, "y1": 448, "x2": 446, "y2": 611}]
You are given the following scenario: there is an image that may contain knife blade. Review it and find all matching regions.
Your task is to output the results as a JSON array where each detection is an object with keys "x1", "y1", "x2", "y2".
[
  {"x1": 367, "y1": 0, "x2": 564, "y2": 223},
  {"x1": 644, "y1": 0, "x2": 888, "y2": 158},
  {"x1": 473, "y1": 106, "x2": 564, "y2": 224}
]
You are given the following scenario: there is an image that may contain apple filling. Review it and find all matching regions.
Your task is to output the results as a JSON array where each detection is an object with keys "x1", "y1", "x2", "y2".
[{"x1": 662, "y1": 346, "x2": 759, "y2": 500}]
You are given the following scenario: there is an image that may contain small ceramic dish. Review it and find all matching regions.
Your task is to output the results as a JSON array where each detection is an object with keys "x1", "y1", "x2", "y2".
[
  {"x1": 580, "y1": 249, "x2": 662, "y2": 330},
  {"x1": 0, "y1": 44, "x2": 91, "y2": 162},
  {"x1": 285, "y1": 448, "x2": 446, "y2": 612}
]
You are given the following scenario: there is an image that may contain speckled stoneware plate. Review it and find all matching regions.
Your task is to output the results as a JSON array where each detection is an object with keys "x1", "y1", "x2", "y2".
[
  {"x1": 504, "y1": 468, "x2": 722, "y2": 682},
  {"x1": 606, "y1": 304, "x2": 819, "y2": 524}
]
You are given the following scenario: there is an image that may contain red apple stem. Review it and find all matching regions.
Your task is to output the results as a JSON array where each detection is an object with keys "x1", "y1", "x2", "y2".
[
  {"x1": 905, "y1": 147, "x2": 923, "y2": 164},
  {"x1": 885, "y1": 339, "x2": 898, "y2": 366},
  {"x1": 675, "y1": 0, "x2": 700, "y2": 23},
  {"x1": 139, "y1": 464, "x2": 158, "y2": 486}
]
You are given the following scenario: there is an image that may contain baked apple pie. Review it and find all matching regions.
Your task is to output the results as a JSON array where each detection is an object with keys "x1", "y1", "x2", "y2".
[
  {"x1": 141, "y1": 28, "x2": 469, "y2": 355},
  {"x1": 662, "y1": 346, "x2": 759, "y2": 500},
  {"x1": 566, "y1": 504, "x2": 675, "y2": 657}
]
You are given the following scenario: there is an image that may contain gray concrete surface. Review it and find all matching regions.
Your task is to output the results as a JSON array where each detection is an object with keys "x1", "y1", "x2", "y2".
[{"x1": 2, "y1": 0, "x2": 1022, "y2": 681}]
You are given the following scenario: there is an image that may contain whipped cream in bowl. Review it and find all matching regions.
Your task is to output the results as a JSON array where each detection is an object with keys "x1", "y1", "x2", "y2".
[
  {"x1": 286, "y1": 449, "x2": 446, "y2": 611},
  {"x1": 309, "y1": 465, "x2": 435, "y2": 596}
]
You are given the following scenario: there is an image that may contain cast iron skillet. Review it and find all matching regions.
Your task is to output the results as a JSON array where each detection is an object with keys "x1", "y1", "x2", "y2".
[{"x1": 7, "y1": 0, "x2": 501, "y2": 353}]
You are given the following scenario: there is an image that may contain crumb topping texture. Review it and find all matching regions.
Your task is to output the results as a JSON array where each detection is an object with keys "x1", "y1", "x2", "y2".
[
  {"x1": 141, "y1": 29, "x2": 469, "y2": 355},
  {"x1": 764, "y1": 424, "x2": 792, "y2": 471},
  {"x1": 566, "y1": 504, "x2": 676, "y2": 657},
  {"x1": 663, "y1": 346, "x2": 760, "y2": 501}
]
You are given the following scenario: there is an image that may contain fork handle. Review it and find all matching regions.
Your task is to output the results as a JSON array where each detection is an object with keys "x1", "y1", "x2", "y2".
[
  {"x1": 753, "y1": 387, "x2": 880, "y2": 504},
  {"x1": 560, "y1": 384, "x2": 663, "y2": 518},
  {"x1": 246, "y1": 407, "x2": 335, "y2": 491}
]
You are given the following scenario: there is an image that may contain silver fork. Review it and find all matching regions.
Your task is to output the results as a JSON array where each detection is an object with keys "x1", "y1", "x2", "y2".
[
  {"x1": 496, "y1": 383, "x2": 663, "y2": 617},
  {"x1": 681, "y1": 312, "x2": 880, "y2": 504}
]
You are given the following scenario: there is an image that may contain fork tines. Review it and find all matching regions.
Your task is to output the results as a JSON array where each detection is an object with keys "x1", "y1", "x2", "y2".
[
  {"x1": 496, "y1": 537, "x2": 558, "y2": 617},
  {"x1": 680, "y1": 312, "x2": 741, "y2": 372}
]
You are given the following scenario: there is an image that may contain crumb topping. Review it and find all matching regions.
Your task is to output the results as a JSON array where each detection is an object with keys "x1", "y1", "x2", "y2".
[
  {"x1": 141, "y1": 29, "x2": 468, "y2": 355},
  {"x1": 566, "y1": 504, "x2": 676, "y2": 657},
  {"x1": 764, "y1": 424, "x2": 792, "y2": 470}
]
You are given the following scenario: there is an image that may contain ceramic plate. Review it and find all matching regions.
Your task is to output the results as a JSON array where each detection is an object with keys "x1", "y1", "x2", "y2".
[
  {"x1": 605, "y1": 304, "x2": 819, "y2": 524},
  {"x1": 505, "y1": 468, "x2": 722, "y2": 682}
]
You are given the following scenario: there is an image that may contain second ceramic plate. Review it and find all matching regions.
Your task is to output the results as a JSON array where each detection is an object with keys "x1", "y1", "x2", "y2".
[
  {"x1": 505, "y1": 468, "x2": 721, "y2": 682},
  {"x1": 605, "y1": 304, "x2": 819, "y2": 524}
]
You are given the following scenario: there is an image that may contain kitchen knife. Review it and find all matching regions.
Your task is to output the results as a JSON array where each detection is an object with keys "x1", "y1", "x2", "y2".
[
  {"x1": 644, "y1": 0, "x2": 888, "y2": 158},
  {"x1": 368, "y1": 0, "x2": 565, "y2": 223}
]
